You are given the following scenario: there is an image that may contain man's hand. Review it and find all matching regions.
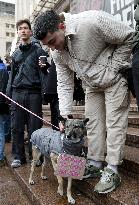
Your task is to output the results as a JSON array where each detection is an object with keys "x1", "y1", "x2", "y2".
[
  {"x1": 59, "y1": 121, "x2": 65, "y2": 132},
  {"x1": 39, "y1": 59, "x2": 47, "y2": 68}
]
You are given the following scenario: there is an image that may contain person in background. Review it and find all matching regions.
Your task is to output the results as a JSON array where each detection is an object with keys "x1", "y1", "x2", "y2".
[
  {"x1": 132, "y1": 0, "x2": 139, "y2": 108},
  {"x1": 4, "y1": 54, "x2": 12, "y2": 143},
  {"x1": 6, "y1": 19, "x2": 50, "y2": 168},
  {"x1": 33, "y1": 10, "x2": 133, "y2": 193},
  {"x1": 4, "y1": 54, "x2": 12, "y2": 74},
  {"x1": 42, "y1": 59, "x2": 60, "y2": 130},
  {"x1": 0, "y1": 58, "x2": 9, "y2": 167}
]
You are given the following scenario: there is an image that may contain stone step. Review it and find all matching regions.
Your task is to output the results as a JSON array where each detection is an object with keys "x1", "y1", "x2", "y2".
[
  {"x1": 0, "y1": 164, "x2": 31, "y2": 205},
  {"x1": 73, "y1": 171, "x2": 139, "y2": 205},
  {"x1": 43, "y1": 104, "x2": 138, "y2": 113},
  {"x1": 129, "y1": 104, "x2": 138, "y2": 112},
  {"x1": 5, "y1": 143, "x2": 139, "y2": 205},
  {"x1": 128, "y1": 114, "x2": 139, "y2": 128},
  {"x1": 126, "y1": 127, "x2": 139, "y2": 147},
  {"x1": 42, "y1": 105, "x2": 85, "y2": 112},
  {"x1": 5, "y1": 144, "x2": 96, "y2": 205},
  {"x1": 120, "y1": 145, "x2": 139, "y2": 179},
  {"x1": 43, "y1": 112, "x2": 139, "y2": 128}
]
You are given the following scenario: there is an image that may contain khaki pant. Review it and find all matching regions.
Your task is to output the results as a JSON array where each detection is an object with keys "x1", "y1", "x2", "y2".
[{"x1": 85, "y1": 78, "x2": 130, "y2": 165}]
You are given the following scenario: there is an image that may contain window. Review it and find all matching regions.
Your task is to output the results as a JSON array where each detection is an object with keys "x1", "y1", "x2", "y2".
[
  {"x1": 11, "y1": 24, "x2": 15, "y2": 29},
  {"x1": 11, "y1": 33, "x2": 15, "y2": 37},
  {"x1": 6, "y1": 42, "x2": 11, "y2": 52},
  {"x1": 6, "y1": 23, "x2": 10, "y2": 28},
  {"x1": 6, "y1": 32, "x2": 9, "y2": 36}
]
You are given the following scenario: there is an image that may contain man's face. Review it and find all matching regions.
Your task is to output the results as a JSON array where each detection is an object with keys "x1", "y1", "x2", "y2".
[
  {"x1": 17, "y1": 23, "x2": 32, "y2": 41},
  {"x1": 41, "y1": 30, "x2": 65, "y2": 51}
]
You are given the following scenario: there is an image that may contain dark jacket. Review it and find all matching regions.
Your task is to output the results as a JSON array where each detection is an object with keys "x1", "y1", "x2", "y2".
[
  {"x1": 41, "y1": 60, "x2": 57, "y2": 95},
  {"x1": 0, "y1": 61, "x2": 9, "y2": 114},
  {"x1": 6, "y1": 43, "x2": 49, "y2": 98}
]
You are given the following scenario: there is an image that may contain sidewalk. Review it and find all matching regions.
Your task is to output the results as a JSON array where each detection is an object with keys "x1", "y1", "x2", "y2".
[
  {"x1": 0, "y1": 165, "x2": 31, "y2": 205},
  {"x1": 4, "y1": 143, "x2": 96, "y2": 205}
]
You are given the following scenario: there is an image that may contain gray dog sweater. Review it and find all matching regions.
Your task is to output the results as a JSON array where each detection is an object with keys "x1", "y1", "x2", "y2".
[
  {"x1": 31, "y1": 128, "x2": 63, "y2": 156},
  {"x1": 31, "y1": 128, "x2": 84, "y2": 157}
]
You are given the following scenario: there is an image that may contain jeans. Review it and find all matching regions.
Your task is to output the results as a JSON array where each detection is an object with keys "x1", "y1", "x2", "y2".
[
  {"x1": 4, "y1": 114, "x2": 11, "y2": 142},
  {"x1": 0, "y1": 114, "x2": 9, "y2": 160}
]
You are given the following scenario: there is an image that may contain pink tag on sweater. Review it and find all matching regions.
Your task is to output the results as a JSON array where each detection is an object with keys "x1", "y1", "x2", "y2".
[{"x1": 55, "y1": 153, "x2": 86, "y2": 179}]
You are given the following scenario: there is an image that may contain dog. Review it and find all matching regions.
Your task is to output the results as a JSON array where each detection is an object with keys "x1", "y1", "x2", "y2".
[{"x1": 29, "y1": 117, "x2": 89, "y2": 204}]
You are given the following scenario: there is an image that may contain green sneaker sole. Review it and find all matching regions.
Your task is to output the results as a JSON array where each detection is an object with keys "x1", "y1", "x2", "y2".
[{"x1": 94, "y1": 179, "x2": 121, "y2": 194}]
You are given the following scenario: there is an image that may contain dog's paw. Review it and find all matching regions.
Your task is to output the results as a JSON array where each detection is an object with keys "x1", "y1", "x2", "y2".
[
  {"x1": 68, "y1": 197, "x2": 75, "y2": 204},
  {"x1": 57, "y1": 188, "x2": 63, "y2": 196},
  {"x1": 41, "y1": 175, "x2": 47, "y2": 180},
  {"x1": 29, "y1": 179, "x2": 35, "y2": 185}
]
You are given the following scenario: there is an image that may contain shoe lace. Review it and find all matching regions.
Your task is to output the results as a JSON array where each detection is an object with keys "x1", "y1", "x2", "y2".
[{"x1": 100, "y1": 170, "x2": 112, "y2": 184}]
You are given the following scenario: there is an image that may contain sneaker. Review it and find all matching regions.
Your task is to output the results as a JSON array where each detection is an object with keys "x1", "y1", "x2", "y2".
[
  {"x1": 11, "y1": 159, "x2": 21, "y2": 168},
  {"x1": 94, "y1": 167, "x2": 121, "y2": 194},
  {"x1": 0, "y1": 159, "x2": 5, "y2": 167},
  {"x1": 83, "y1": 163, "x2": 101, "y2": 179}
]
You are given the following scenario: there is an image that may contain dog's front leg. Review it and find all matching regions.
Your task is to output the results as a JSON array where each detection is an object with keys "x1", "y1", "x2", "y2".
[
  {"x1": 41, "y1": 156, "x2": 47, "y2": 180},
  {"x1": 67, "y1": 177, "x2": 75, "y2": 204},
  {"x1": 50, "y1": 153, "x2": 63, "y2": 196},
  {"x1": 56, "y1": 176, "x2": 64, "y2": 196},
  {"x1": 29, "y1": 159, "x2": 36, "y2": 185}
]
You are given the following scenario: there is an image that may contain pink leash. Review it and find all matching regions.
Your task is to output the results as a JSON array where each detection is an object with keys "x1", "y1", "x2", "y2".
[{"x1": 0, "y1": 92, "x2": 59, "y2": 130}]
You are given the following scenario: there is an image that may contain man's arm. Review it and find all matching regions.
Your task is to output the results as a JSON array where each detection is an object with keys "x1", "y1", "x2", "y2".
[{"x1": 51, "y1": 50, "x2": 74, "y2": 117}]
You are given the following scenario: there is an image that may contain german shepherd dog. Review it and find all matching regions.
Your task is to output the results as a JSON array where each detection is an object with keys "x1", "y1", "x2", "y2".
[{"x1": 29, "y1": 117, "x2": 89, "y2": 204}]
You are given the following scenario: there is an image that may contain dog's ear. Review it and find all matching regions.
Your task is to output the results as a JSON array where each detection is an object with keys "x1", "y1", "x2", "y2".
[
  {"x1": 67, "y1": 114, "x2": 73, "y2": 119},
  {"x1": 83, "y1": 118, "x2": 89, "y2": 125}
]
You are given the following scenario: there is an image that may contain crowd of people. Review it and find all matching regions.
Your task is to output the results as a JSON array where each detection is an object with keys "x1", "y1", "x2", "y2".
[{"x1": 0, "y1": 0, "x2": 139, "y2": 195}]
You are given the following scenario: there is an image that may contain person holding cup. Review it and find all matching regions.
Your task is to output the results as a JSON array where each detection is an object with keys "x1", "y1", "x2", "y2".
[{"x1": 6, "y1": 18, "x2": 50, "y2": 168}]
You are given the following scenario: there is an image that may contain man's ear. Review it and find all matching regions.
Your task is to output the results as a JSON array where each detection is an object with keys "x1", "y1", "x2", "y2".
[
  {"x1": 67, "y1": 114, "x2": 73, "y2": 119},
  {"x1": 83, "y1": 118, "x2": 89, "y2": 125},
  {"x1": 30, "y1": 30, "x2": 33, "y2": 37},
  {"x1": 58, "y1": 22, "x2": 65, "y2": 30}
]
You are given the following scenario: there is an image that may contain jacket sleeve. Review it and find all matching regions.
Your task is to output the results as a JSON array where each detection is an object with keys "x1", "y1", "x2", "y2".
[
  {"x1": 96, "y1": 11, "x2": 134, "y2": 44},
  {"x1": 51, "y1": 50, "x2": 74, "y2": 116}
]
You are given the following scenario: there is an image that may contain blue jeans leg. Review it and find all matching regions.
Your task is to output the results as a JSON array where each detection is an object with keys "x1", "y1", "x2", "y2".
[
  {"x1": 4, "y1": 114, "x2": 11, "y2": 142},
  {"x1": 0, "y1": 115, "x2": 6, "y2": 160}
]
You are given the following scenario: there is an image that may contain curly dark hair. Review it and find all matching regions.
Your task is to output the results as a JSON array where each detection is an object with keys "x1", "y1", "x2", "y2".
[{"x1": 33, "y1": 10, "x2": 60, "y2": 40}]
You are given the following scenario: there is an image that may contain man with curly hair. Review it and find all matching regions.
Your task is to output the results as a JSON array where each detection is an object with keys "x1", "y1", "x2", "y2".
[{"x1": 33, "y1": 10, "x2": 133, "y2": 194}]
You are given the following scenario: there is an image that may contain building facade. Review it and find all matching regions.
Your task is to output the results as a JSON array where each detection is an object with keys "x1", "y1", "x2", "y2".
[
  {"x1": 14, "y1": 0, "x2": 135, "y2": 29},
  {"x1": 0, "y1": 1, "x2": 15, "y2": 60}
]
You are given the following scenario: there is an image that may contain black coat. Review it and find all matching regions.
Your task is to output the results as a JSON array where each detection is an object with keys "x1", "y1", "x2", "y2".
[
  {"x1": 6, "y1": 43, "x2": 49, "y2": 98},
  {"x1": 41, "y1": 60, "x2": 57, "y2": 95}
]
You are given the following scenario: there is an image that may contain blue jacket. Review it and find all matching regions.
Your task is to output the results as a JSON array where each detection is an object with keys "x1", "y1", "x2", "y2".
[{"x1": 0, "y1": 62, "x2": 9, "y2": 114}]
